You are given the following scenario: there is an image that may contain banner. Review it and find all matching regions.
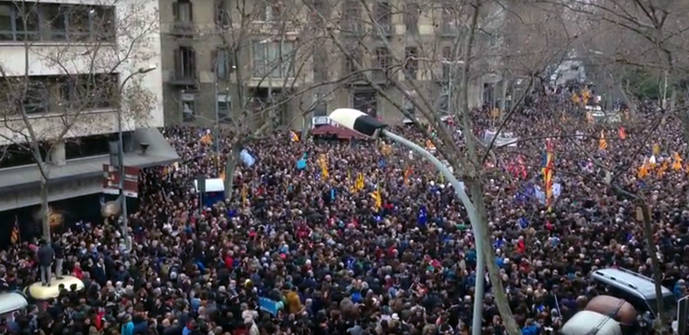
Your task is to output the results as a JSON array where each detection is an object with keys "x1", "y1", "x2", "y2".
[
  {"x1": 240, "y1": 149, "x2": 255, "y2": 167},
  {"x1": 259, "y1": 297, "x2": 281, "y2": 316}
]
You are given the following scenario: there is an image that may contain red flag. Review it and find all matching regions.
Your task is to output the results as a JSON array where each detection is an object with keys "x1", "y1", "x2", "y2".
[{"x1": 618, "y1": 127, "x2": 627, "y2": 140}]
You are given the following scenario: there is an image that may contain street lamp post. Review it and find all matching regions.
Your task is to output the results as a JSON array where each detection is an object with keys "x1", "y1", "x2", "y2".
[
  {"x1": 117, "y1": 65, "x2": 157, "y2": 253},
  {"x1": 329, "y1": 108, "x2": 485, "y2": 335}
]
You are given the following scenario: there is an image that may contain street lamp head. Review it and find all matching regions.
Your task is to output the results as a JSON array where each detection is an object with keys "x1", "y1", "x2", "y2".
[
  {"x1": 329, "y1": 108, "x2": 387, "y2": 137},
  {"x1": 138, "y1": 64, "x2": 157, "y2": 74}
]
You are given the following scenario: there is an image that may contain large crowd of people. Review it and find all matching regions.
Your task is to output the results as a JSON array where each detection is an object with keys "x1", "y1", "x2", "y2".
[{"x1": 0, "y1": 87, "x2": 688, "y2": 335}]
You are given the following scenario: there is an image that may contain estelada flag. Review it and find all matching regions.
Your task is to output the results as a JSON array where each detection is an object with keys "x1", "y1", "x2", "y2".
[
  {"x1": 672, "y1": 152, "x2": 683, "y2": 171},
  {"x1": 370, "y1": 188, "x2": 382, "y2": 210},
  {"x1": 403, "y1": 166, "x2": 413, "y2": 185},
  {"x1": 290, "y1": 131, "x2": 300, "y2": 142},
  {"x1": 598, "y1": 130, "x2": 607, "y2": 151},
  {"x1": 200, "y1": 133, "x2": 213, "y2": 145},
  {"x1": 10, "y1": 216, "x2": 19, "y2": 245}
]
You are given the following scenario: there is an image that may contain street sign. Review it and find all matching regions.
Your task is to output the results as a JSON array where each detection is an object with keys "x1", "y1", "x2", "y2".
[{"x1": 102, "y1": 164, "x2": 140, "y2": 198}]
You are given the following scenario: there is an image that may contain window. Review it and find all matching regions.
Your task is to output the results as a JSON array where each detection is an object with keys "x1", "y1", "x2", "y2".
[
  {"x1": 252, "y1": 41, "x2": 295, "y2": 78},
  {"x1": 344, "y1": 46, "x2": 361, "y2": 76},
  {"x1": 353, "y1": 91, "x2": 377, "y2": 117},
  {"x1": 43, "y1": 4, "x2": 67, "y2": 40},
  {"x1": 260, "y1": 0, "x2": 281, "y2": 21},
  {"x1": 217, "y1": 93, "x2": 231, "y2": 123},
  {"x1": 405, "y1": 47, "x2": 418, "y2": 80},
  {"x1": 23, "y1": 80, "x2": 48, "y2": 114},
  {"x1": 342, "y1": 0, "x2": 361, "y2": 34},
  {"x1": 404, "y1": 2, "x2": 419, "y2": 35},
  {"x1": 173, "y1": 0, "x2": 193, "y2": 23},
  {"x1": 174, "y1": 47, "x2": 196, "y2": 81},
  {"x1": 215, "y1": 0, "x2": 229, "y2": 27},
  {"x1": 0, "y1": 3, "x2": 113, "y2": 42},
  {"x1": 440, "y1": 2, "x2": 455, "y2": 35},
  {"x1": 0, "y1": 3, "x2": 40, "y2": 41},
  {"x1": 181, "y1": 92, "x2": 195, "y2": 121},
  {"x1": 313, "y1": 48, "x2": 327, "y2": 82},
  {"x1": 375, "y1": 48, "x2": 391, "y2": 80},
  {"x1": 310, "y1": 0, "x2": 326, "y2": 26},
  {"x1": 214, "y1": 48, "x2": 231, "y2": 80},
  {"x1": 374, "y1": 1, "x2": 391, "y2": 35},
  {"x1": 313, "y1": 92, "x2": 327, "y2": 116},
  {"x1": 0, "y1": 74, "x2": 117, "y2": 115}
]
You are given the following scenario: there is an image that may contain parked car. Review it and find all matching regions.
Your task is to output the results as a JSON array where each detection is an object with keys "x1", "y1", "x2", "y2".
[{"x1": 591, "y1": 268, "x2": 676, "y2": 329}]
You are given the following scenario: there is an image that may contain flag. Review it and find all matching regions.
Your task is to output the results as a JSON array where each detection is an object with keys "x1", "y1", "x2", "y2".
[
  {"x1": 672, "y1": 152, "x2": 683, "y2": 171},
  {"x1": 355, "y1": 173, "x2": 365, "y2": 191},
  {"x1": 290, "y1": 131, "x2": 300, "y2": 142},
  {"x1": 219, "y1": 170, "x2": 226, "y2": 181},
  {"x1": 417, "y1": 206, "x2": 427, "y2": 227},
  {"x1": 296, "y1": 153, "x2": 307, "y2": 170},
  {"x1": 241, "y1": 184, "x2": 248, "y2": 206},
  {"x1": 618, "y1": 126, "x2": 627, "y2": 140},
  {"x1": 541, "y1": 139, "x2": 555, "y2": 208},
  {"x1": 598, "y1": 130, "x2": 607, "y2": 151},
  {"x1": 317, "y1": 154, "x2": 329, "y2": 179},
  {"x1": 10, "y1": 216, "x2": 19, "y2": 245},
  {"x1": 380, "y1": 143, "x2": 392, "y2": 156},
  {"x1": 581, "y1": 88, "x2": 591, "y2": 105},
  {"x1": 403, "y1": 166, "x2": 413, "y2": 185},
  {"x1": 425, "y1": 139, "x2": 436, "y2": 152},
  {"x1": 571, "y1": 92, "x2": 580, "y2": 104},
  {"x1": 240, "y1": 149, "x2": 255, "y2": 167},
  {"x1": 370, "y1": 187, "x2": 382, "y2": 210},
  {"x1": 657, "y1": 160, "x2": 669, "y2": 177},
  {"x1": 200, "y1": 132, "x2": 213, "y2": 145},
  {"x1": 652, "y1": 143, "x2": 660, "y2": 156}
]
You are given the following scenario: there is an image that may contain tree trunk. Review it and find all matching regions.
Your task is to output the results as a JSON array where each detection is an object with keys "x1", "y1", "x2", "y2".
[
  {"x1": 224, "y1": 141, "x2": 242, "y2": 202},
  {"x1": 469, "y1": 179, "x2": 521, "y2": 335},
  {"x1": 40, "y1": 174, "x2": 51, "y2": 243},
  {"x1": 640, "y1": 202, "x2": 666, "y2": 333},
  {"x1": 456, "y1": 2, "x2": 520, "y2": 334}
]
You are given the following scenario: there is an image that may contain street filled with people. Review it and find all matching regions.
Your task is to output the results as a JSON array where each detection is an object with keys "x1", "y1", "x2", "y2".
[{"x1": 0, "y1": 87, "x2": 688, "y2": 335}]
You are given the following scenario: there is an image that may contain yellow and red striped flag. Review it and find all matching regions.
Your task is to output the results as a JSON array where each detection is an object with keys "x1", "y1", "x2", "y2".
[
  {"x1": 10, "y1": 216, "x2": 19, "y2": 245},
  {"x1": 598, "y1": 130, "x2": 607, "y2": 151}
]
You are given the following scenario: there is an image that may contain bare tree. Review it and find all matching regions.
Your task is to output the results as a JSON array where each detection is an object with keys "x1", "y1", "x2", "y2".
[{"x1": 0, "y1": 0, "x2": 158, "y2": 242}]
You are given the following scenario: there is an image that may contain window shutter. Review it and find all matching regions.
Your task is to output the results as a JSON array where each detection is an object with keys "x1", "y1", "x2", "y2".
[
  {"x1": 190, "y1": 49, "x2": 197, "y2": 75},
  {"x1": 211, "y1": 49, "x2": 217, "y2": 74},
  {"x1": 172, "y1": 2, "x2": 179, "y2": 19},
  {"x1": 174, "y1": 49, "x2": 180, "y2": 76}
]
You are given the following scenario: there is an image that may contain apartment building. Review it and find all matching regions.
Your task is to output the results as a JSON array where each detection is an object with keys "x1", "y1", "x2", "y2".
[
  {"x1": 0, "y1": 0, "x2": 176, "y2": 224},
  {"x1": 160, "y1": 0, "x2": 503, "y2": 129}
]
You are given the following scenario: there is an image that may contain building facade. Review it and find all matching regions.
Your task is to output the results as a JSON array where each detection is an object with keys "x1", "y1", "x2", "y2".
[
  {"x1": 160, "y1": 0, "x2": 503, "y2": 130},
  {"x1": 0, "y1": 0, "x2": 177, "y2": 216}
]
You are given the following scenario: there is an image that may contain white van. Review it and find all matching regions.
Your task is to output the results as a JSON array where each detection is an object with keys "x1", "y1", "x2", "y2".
[{"x1": 561, "y1": 310, "x2": 622, "y2": 335}]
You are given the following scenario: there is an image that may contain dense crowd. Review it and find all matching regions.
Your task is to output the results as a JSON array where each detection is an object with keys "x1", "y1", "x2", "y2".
[{"x1": 0, "y1": 87, "x2": 688, "y2": 335}]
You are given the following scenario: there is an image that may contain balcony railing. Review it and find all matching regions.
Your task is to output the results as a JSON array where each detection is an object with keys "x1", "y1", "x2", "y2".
[
  {"x1": 171, "y1": 21, "x2": 194, "y2": 36},
  {"x1": 170, "y1": 72, "x2": 196, "y2": 86}
]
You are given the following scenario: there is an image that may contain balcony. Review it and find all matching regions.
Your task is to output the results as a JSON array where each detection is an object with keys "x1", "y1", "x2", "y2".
[
  {"x1": 373, "y1": 24, "x2": 392, "y2": 38},
  {"x1": 171, "y1": 21, "x2": 194, "y2": 37},
  {"x1": 169, "y1": 73, "x2": 197, "y2": 86}
]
